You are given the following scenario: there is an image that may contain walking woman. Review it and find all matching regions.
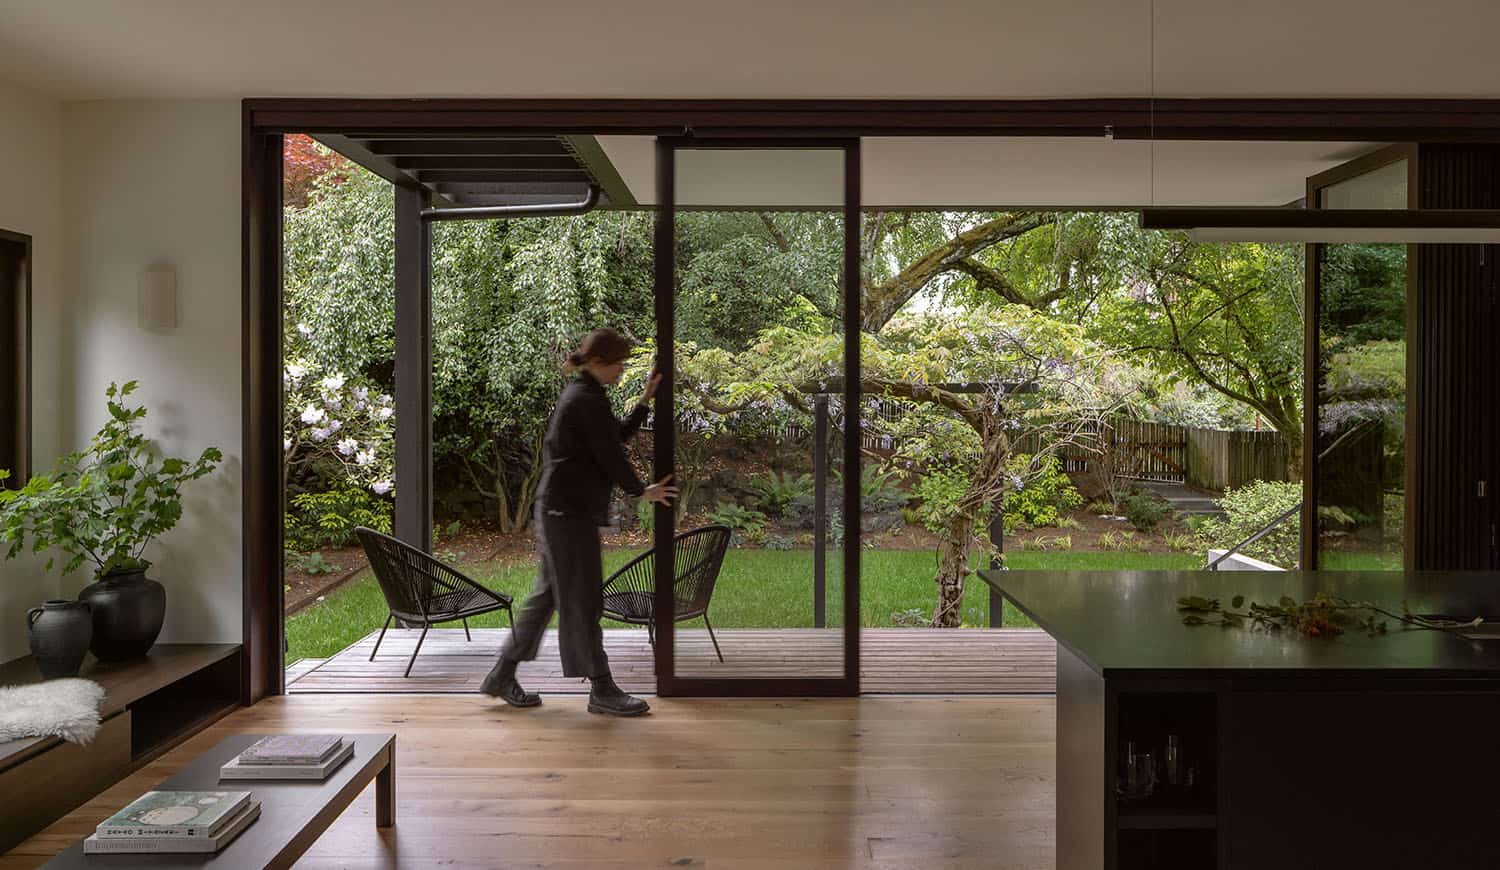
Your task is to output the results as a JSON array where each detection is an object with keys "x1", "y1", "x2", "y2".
[{"x1": 481, "y1": 328, "x2": 677, "y2": 716}]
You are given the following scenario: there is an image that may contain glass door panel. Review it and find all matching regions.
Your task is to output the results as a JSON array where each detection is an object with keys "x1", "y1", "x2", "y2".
[{"x1": 655, "y1": 140, "x2": 859, "y2": 694}]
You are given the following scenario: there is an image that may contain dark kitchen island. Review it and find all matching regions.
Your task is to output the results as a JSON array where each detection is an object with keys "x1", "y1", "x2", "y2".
[{"x1": 979, "y1": 570, "x2": 1500, "y2": 870}]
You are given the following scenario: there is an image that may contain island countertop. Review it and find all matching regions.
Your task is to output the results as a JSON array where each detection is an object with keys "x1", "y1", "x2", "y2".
[{"x1": 978, "y1": 570, "x2": 1500, "y2": 679}]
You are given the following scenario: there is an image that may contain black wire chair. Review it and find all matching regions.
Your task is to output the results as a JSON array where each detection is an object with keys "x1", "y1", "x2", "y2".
[
  {"x1": 355, "y1": 526, "x2": 516, "y2": 677},
  {"x1": 601, "y1": 524, "x2": 733, "y2": 662}
]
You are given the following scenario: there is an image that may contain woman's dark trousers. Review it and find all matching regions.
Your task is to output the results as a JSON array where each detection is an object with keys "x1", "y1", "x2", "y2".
[{"x1": 497, "y1": 508, "x2": 610, "y2": 678}]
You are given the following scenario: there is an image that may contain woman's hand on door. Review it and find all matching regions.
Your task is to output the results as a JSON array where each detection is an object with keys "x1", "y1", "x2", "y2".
[
  {"x1": 643, "y1": 473, "x2": 678, "y2": 506},
  {"x1": 642, "y1": 373, "x2": 663, "y2": 405}
]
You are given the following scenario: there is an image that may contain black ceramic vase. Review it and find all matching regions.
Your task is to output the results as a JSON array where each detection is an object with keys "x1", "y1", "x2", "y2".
[
  {"x1": 27, "y1": 599, "x2": 93, "y2": 679},
  {"x1": 78, "y1": 569, "x2": 166, "y2": 661}
]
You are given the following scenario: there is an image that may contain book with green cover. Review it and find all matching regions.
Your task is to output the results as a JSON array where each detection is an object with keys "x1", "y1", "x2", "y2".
[
  {"x1": 85, "y1": 801, "x2": 261, "y2": 853},
  {"x1": 96, "y1": 790, "x2": 252, "y2": 838}
]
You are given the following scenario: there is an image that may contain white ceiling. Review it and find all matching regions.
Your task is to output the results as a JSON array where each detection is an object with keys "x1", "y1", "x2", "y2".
[
  {"x1": 601, "y1": 137, "x2": 1379, "y2": 208},
  {"x1": 0, "y1": 0, "x2": 1497, "y2": 100}
]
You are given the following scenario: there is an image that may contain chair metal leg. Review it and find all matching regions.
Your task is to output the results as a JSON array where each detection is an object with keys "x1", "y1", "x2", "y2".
[
  {"x1": 703, "y1": 613, "x2": 724, "y2": 663},
  {"x1": 463, "y1": 617, "x2": 471, "y2": 642},
  {"x1": 370, "y1": 614, "x2": 393, "y2": 661},
  {"x1": 404, "y1": 623, "x2": 430, "y2": 677}
]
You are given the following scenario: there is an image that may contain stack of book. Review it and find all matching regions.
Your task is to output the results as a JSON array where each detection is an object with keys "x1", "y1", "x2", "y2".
[
  {"x1": 84, "y1": 790, "x2": 260, "y2": 855},
  {"x1": 220, "y1": 734, "x2": 353, "y2": 780}
]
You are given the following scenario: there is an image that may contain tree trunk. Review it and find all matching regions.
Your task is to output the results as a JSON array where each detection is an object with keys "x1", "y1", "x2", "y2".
[{"x1": 931, "y1": 513, "x2": 975, "y2": 627}]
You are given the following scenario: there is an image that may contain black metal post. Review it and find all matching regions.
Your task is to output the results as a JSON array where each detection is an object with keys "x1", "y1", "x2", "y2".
[
  {"x1": 988, "y1": 499, "x2": 1005, "y2": 627},
  {"x1": 813, "y1": 396, "x2": 828, "y2": 628},
  {"x1": 394, "y1": 184, "x2": 432, "y2": 554}
]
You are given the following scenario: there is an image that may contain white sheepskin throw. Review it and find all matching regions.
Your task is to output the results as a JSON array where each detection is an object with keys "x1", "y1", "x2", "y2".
[{"x1": 0, "y1": 678, "x2": 106, "y2": 745}]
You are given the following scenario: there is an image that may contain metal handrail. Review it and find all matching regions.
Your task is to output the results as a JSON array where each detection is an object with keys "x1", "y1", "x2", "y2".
[{"x1": 1205, "y1": 501, "x2": 1302, "y2": 570}]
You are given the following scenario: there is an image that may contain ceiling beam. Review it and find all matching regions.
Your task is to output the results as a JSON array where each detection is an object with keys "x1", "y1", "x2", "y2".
[
  {"x1": 392, "y1": 155, "x2": 583, "y2": 171},
  {"x1": 563, "y1": 135, "x2": 637, "y2": 207},
  {"x1": 413, "y1": 169, "x2": 591, "y2": 184}
]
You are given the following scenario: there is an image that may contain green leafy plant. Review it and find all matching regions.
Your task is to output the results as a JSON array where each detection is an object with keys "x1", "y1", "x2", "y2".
[
  {"x1": 287, "y1": 484, "x2": 393, "y2": 551},
  {"x1": 831, "y1": 464, "x2": 907, "y2": 513},
  {"x1": 1018, "y1": 534, "x2": 1072, "y2": 552},
  {"x1": 708, "y1": 501, "x2": 767, "y2": 534},
  {"x1": 1098, "y1": 530, "x2": 1146, "y2": 552},
  {"x1": 1178, "y1": 593, "x2": 1482, "y2": 638},
  {"x1": 636, "y1": 499, "x2": 655, "y2": 533},
  {"x1": 298, "y1": 551, "x2": 337, "y2": 576},
  {"x1": 762, "y1": 534, "x2": 795, "y2": 551},
  {"x1": 1162, "y1": 529, "x2": 1202, "y2": 553},
  {"x1": 1196, "y1": 480, "x2": 1301, "y2": 568},
  {"x1": 1121, "y1": 492, "x2": 1169, "y2": 531},
  {"x1": 0, "y1": 381, "x2": 222, "y2": 576},
  {"x1": 1002, "y1": 454, "x2": 1083, "y2": 532},
  {"x1": 746, "y1": 471, "x2": 814, "y2": 517},
  {"x1": 1055, "y1": 515, "x2": 1084, "y2": 530}
]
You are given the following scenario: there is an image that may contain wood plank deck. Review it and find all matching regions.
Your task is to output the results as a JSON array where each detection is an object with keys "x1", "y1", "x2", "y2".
[{"x1": 288, "y1": 627, "x2": 1057, "y2": 694}]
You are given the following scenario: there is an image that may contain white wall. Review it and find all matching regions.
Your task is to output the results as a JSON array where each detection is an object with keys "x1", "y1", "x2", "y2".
[
  {"x1": 59, "y1": 101, "x2": 242, "y2": 646},
  {"x1": 0, "y1": 78, "x2": 64, "y2": 662}
]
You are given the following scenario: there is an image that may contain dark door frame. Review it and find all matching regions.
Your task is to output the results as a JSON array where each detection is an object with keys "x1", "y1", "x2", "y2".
[
  {"x1": 1302, "y1": 144, "x2": 1419, "y2": 570},
  {"x1": 0, "y1": 227, "x2": 31, "y2": 491},
  {"x1": 243, "y1": 97, "x2": 1500, "y2": 702},
  {"x1": 653, "y1": 137, "x2": 862, "y2": 697}
]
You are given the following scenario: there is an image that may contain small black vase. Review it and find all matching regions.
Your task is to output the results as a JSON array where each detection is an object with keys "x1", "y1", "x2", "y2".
[
  {"x1": 78, "y1": 569, "x2": 166, "y2": 661},
  {"x1": 27, "y1": 599, "x2": 93, "y2": 679}
]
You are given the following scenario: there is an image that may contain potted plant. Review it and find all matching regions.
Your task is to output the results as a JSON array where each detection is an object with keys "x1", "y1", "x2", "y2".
[{"x1": 1, "y1": 381, "x2": 221, "y2": 661}]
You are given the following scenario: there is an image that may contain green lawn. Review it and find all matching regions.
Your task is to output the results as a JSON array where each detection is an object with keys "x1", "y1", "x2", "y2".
[{"x1": 286, "y1": 547, "x2": 1202, "y2": 664}]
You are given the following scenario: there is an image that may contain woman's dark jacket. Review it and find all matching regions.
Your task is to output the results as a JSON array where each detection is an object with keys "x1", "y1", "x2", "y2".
[{"x1": 535, "y1": 370, "x2": 649, "y2": 525}]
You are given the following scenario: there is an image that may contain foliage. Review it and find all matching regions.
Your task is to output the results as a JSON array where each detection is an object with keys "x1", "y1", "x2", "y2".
[
  {"x1": 1001, "y1": 454, "x2": 1083, "y2": 531},
  {"x1": 1197, "y1": 480, "x2": 1302, "y2": 568},
  {"x1": 1094, "y1": 218, "x2": 1305, "y2": 473},
  {"x1": 0, "y1": 382, "x2": 222, "y2": 576},
  {"x1": 1097, "y1": 530, "x2": 1146, "y2": 552},
  {"x1": 283, "y1": 134, "x2": 350, "y2": 209},
  {"x1": 762, "y1": 534, "x2": 795, "y2": 551},
  {"x1": 707, "y1": 501, "x2": 768, "y2": 534},
  {"x1": 297, "y1": 551, "x2": 337, "y2": 576},
  {"x1": 1121, "y1": 492, "x2": 1170, "y2": 531},
  {"x1": 1162, "y1": 529, "x2": 1202, "y2": 553},
  {"x1": 286, "y1": 485, "x2": 393, "y2": 552},
  {"x1": 636, "y1": 499, "x2": 655, "y2": 534},
  {"x1": 1018, "y1": 534, "x2": 1072, "y2": 552},
  {"x1": 912, "y1": 466, "x2": 979, "y2": 538},
  {"x1": 746, "y1": 471, "x2": 814, "y2": 517},
  {"x1": 1177, "y1": 592, "x2": 1480, "y2": 638}
]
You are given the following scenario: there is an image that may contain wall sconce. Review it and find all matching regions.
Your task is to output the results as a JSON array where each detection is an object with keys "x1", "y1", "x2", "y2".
[{"x1": 138, "y1": 265, "x2": 177, "y2": 330}]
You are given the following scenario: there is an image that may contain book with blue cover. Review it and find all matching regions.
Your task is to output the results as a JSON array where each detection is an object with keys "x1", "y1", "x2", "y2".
[{"x1": 96, "y1": 790, "x2": 252, "y2": 838}]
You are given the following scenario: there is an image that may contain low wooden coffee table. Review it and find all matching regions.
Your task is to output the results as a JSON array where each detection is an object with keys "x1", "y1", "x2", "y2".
[{"x1": 41, "y1": 733, "x2": 395, "y2": 869}]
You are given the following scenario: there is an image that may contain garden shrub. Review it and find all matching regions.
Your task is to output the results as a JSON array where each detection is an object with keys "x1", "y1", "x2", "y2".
[
  {"x1": 834, "y1": 465, "x2": 907, "y2": 513},
  {"x1": 912, "y1": 466, "x2": 975, "y2": 536},
  {"x1": 746, "y1": 471, "x2": 814, "y2": 517},
  {"x1": 287, "y1": 485, "x2": 392, "y2": 551},
  {"x1": 761, "y1": 534, "x2": 794, "y2": 551},
  {"x1": 1002, "y1": 454, "x2": 1084, "y2": 531},
  {"x1": 1197, "y1": 480, "x2": 1301, "y2": 568},
  {"x1": 708, "y1": 501, "x2": 767, "y2": 534},
  {"x1": 1121, "y1": 492, "x2": 1169, "y2": 531}
]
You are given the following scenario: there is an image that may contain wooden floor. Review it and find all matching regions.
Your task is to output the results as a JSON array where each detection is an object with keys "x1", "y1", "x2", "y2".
[
  {"x1": 289, "y1": 628, "x2": 1057, "y2": 694},
  {"x1": 5, "y1": 693, "x2": 1057, "y2": 869}
]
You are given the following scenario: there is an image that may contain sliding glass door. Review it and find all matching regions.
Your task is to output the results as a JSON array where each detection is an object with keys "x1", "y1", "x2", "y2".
[{"x1": 652, "y1": 139, "x2": 861, "y2": 696}]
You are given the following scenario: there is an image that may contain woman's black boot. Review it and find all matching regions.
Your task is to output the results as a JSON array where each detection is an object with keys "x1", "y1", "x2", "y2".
[
  {"x1": 480, "y1": 658, "x2": 541, "y2": 707},
  {"x1": 587, "y1": 673, "x2": 650, "y2": 716}
]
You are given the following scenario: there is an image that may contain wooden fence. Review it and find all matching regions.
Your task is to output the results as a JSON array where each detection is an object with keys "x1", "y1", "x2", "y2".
[{"x1": 1019, "y1": 417, "x2": 1292, "y2": 492}]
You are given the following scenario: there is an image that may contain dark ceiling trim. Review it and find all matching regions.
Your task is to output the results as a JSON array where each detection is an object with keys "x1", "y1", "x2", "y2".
[
  {"x1": 1140, "y1": 207, "x2": 1500, "y2": 230},
  {"x1": 250, "y1": 98, "x2": 1500, "y2": 141}
]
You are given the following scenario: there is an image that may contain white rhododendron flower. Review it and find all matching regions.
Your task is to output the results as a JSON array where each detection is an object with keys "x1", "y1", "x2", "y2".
[
  {"x1": 283, "y1": 437, "x2": 292, "y2": 451},
  {"x1": 337, "y1": 438, "x2": 358, "y2": 456},
  {"x1": 310, "y1": 427, "x2": 331, "y2": 442},
  {"x1": 300, "y1": 404, "x2": 325, "y2": 424},
  {"x1": 377, "y1": 407, "x2": 394, "y2": 421},
  {"x1": 285, "y1": 362, "x2": 308, "y2": 382},
  {"x1": 320, "y1": 374, "x2": 347, "y2": 392},
  {"x1": 328, "y1": 419, "x2": 342, "y2": 433},
  {"x1": 355, "y1": 449, "x2": 374, "y2": 466},
  {"x1": 371, "y1": 480, "x2": 393, "y2": 495},
  {"x1": 297, "y1": 322, "x2": 314, "y2": 338},
  {"x1": 353, "y1": 386, "x2": 369, "y2": 401}
]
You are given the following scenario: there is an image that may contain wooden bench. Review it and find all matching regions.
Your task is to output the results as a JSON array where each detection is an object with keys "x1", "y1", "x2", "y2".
[{"x1": 0, "y1": 644, "x2": 242, "y2": 852}]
